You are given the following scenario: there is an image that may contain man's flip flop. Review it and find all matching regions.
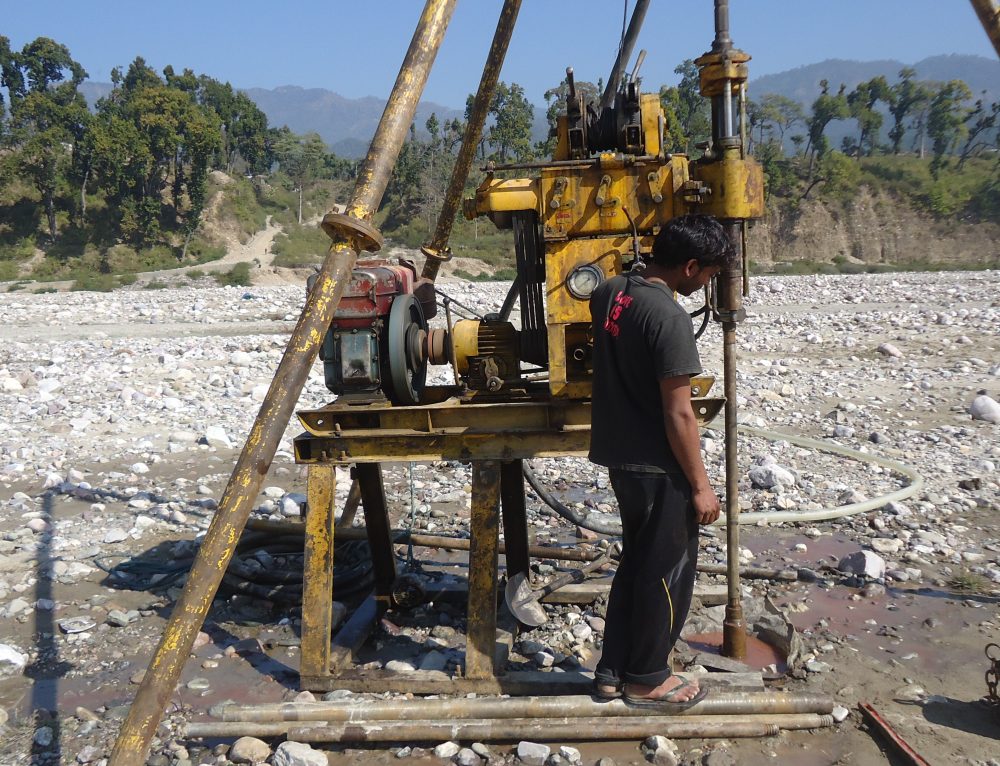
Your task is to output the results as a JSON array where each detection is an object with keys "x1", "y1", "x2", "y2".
[
  {"x1": 592, "y1": 680, "x2": 622, "y2": 700},
  {"x1": 623, "y1": 678, "x2": 708, "y2": 710}
]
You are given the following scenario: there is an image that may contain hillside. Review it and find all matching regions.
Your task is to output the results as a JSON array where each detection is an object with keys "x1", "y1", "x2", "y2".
[
  {"x1": 750, "y1": 55, "x2": 1000, "y2": 106},
  {"x1": 78, "y1": 55, "x2": 997, "y2": 160}
]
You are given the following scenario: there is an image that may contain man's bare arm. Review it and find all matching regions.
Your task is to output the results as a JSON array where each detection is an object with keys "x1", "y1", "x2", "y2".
[{"x1": 660, "y1": 375, "x2": 720, "y2": 525}]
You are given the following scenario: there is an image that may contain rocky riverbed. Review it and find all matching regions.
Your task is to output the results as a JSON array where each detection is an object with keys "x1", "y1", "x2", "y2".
[{"x1": 0, "y1": 270, "x2": 998, "y2": 766}]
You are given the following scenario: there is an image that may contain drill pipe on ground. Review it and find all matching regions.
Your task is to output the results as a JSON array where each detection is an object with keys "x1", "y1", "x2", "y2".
[
  {"x1": 210, "y1": 691, "x2": 833, "y2": 723},
  {"x1": 245, "y1": 519, "x2": 800, "y2": 579},
  {"x1": 245, "y1": 519, "x2": 798, "y2": 578},
  {"x1": 245, "y1": 518, "x2": 599, "y2": 562},
  {"x1": 106, "y1": 3, "x2": 457, "y2": 764},
  {"x1": 186, "y1": 714, "x2": 831, "y2": 742}
]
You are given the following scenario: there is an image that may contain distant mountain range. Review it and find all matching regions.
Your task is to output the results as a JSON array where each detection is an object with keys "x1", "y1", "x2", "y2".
[
  {"x1": 751, "y1": 54, "x2": 999, "y2": 106},
  {"x1": 79, "y1": 55, "x2": 999, "y2": 158}
]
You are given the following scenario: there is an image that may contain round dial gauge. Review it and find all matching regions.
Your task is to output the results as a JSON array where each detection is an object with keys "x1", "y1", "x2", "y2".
[{"x1": 566, "y1": 265, "x2": 604, "y2": 299}]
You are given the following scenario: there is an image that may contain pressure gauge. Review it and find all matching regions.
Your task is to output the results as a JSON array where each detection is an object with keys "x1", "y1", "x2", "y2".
[{"x1": 566, "y1": 265, "x2": 604, "y2": 299}]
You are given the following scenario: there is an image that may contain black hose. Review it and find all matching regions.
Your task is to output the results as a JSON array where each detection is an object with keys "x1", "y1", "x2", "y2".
[{"x1": 522, "y1": 462, "x2": 622, "y2": 536}]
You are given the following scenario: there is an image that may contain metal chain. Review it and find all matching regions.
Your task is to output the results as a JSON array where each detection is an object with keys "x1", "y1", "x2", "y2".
[{"x1": 985, "y1": 643, "x2": 1000, "y2": 706}]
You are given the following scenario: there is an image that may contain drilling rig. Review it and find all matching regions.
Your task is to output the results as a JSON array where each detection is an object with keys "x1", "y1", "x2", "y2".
[{"x1": 111, "y1": 1, "x2": 775, "y2": 762}]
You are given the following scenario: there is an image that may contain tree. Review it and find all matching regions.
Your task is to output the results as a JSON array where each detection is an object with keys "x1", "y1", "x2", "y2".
[
  {"x1": 487, "y1": 81, "x2": 534, "y2": 163},
  {"x1": 927, "y1": 80, "x2": 973, "y2": 178},
  {"x1": 659, "y1": 60, "x2": 710, "y2": 154},
  {"x1": 2, "y1": 37, "x2": 88, "y2": 240},
  {"x1": 958, "y1": 97, "x2": 1000, "y2": 169},
  {"x1": 90, "y1": 57, "x2": 222, "y2": 247},
  {"x1": 888, "y1": 68, "x2": 932, "y2": 155},
  {"x1": 805, "y1": 80, "x2": 849, "y2": 178},
  {"x1": 747, "y1": 93, "x2": 804, "y2": 152},
  {"x1": 274, "y1": 130, "x2": 328, "y2": 223},
  {"x1": 847, "y1": 75, "x2": 891, "y2": 157}
]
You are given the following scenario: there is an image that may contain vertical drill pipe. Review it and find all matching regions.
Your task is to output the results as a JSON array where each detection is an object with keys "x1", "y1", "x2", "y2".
[
  {"x1": 709, "y1": 0, "x2": 747, "y2": 661},
  {"x1": 599, "y1": 0, "x2": 651, "y2": 111},
  {"x1": 421, "y1": 0, "x2": 522, "y2": 282},
  {"x1": 712, "y1": 0, "x2": 731, "y2": 51},
  {"x1": 970, "y1": 0, "x2": 1000, "y2": 58},
  {"x1": 107, "y1": 3, "x2": 456, "y2": 764},
  {"x1": 720, "y1": 315, "x2": 745, "y2": 659}
]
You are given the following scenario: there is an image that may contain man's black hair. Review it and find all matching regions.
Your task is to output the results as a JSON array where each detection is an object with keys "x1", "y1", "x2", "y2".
[{"x1": 651, "y1": 215, "x2": 733, "y2": 269}]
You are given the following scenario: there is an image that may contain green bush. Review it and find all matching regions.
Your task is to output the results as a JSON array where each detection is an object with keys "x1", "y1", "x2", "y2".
[
  {"x1": 118, "y1": 273, "x2": 137, "y2": 286},
  {"x1": 71, "y1": 272, "x2": 118, "y2": 292},
  {"x1": 0, "y1": 237, "x2": 35, "y2": 262},
  {"x1": 215, "y1": 262, "x2": 253, "y2": 287},
  {"x1": 0, "y1": 261, "x2": 20, "y2": 281},
  {"x1": 186, "y1": 268, "x2": 205, "y2": 279},
  {"x1": 271, "y1": 222, "x2": 329, "y2": 268},
  {"x1": 184, "y1": 240, "x2": 226, "y2": 264},
  {"x1": 144, "y1": 280, "x2": 169, "y2": 290},
  {"x1": 453, "y1": 266, "x2": 517, "y2": 282},
  {"x1": 216, "y1": 178, "x2": 268, "y2": 241}
]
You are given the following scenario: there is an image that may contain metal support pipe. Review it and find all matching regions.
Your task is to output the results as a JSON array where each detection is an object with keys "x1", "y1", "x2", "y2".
[
  {"x1": 970, "y1": 0, "x2": 1000, "y2": 59},
  {"x1": 600, "y1": 0, "x2": 651, "y2": 111},
  {"x1": 211, "y1": 692, "x2": 833, "y2": 723},
  {"x1": 421, "y1": 0, "x2": 522, "y2": 283},
  {"x1": 107, "y1": 3, "x2": 457, "y2": 764},
  {"x1": 278, "y1": 714, "x2": 832, "y2": 743}
]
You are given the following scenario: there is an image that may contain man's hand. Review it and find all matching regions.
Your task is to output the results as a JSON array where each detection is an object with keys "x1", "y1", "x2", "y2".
[{"x1": 692, "y1": 486, "x2": 721, "y2": 526}]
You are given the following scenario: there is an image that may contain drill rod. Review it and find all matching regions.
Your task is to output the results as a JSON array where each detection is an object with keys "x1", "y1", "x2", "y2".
[
  {"x1": 599, "y1": 0, "x2": 651, "y2": 111},
  {"x1": 107, "y1": 2, "x2": 457, "y2": 763},
  {"x1": 422, "y1": 0, "x2": 522, "y2": 282}
]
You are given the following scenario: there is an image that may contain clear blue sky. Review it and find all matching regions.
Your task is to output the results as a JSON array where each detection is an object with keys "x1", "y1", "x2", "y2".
[{"x1": 3, "y1": 1, "x2": 993, "y2": 107}]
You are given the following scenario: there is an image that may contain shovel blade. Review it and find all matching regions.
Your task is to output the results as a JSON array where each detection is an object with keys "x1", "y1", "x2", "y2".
[{"x1": 504, "y1": 572, "x2": 548, "y2": 628}]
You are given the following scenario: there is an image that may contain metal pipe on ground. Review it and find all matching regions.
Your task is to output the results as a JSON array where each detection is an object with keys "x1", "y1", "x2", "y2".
[
  {"x1": 189, "y1": 714, "x2": 832, "y2": 742},
  {"x1": 106, "y1": 3, "x2": 458, "y2": 764},
  {"x1": 211, "y1": 691, "x2": 833, "y2": 723},
  {"x1": 245, "y1": 519, "x2": 600, "y2": 562},
  {"x1": 187, "y1": 714, "x2": 832, "y2": 741},
  {"x1": 244, "y1": 519, "x2": 798, "y2": 578}
]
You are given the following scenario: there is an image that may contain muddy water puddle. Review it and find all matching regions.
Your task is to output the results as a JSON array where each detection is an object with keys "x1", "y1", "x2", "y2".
[
  {"x1": 775, "y1": 581, "x2": 999, "y2": 675},
  {"x1": 685, "y1": 632, "x2": 787, "y2": 673}
]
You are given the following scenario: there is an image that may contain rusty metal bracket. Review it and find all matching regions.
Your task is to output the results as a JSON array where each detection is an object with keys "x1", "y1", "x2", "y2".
[{"x1": 321, "y1": 212, "x2": 384, "y2": 252}]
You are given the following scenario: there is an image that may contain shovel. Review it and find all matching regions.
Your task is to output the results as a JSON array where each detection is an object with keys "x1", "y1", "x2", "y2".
[{"x1": 504, "y1": 552, "x2": 614, "y2": 628}]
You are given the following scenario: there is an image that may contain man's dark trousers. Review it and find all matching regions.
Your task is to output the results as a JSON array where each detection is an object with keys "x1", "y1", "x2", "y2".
[{"x1": 595, "y1": 468, "x2": 699, "y2": 688}]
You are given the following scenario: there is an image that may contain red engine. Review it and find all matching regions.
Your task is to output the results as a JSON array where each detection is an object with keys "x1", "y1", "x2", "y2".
[{"x1": 319, "y1": 258, "x2": 442, "y2": 405}]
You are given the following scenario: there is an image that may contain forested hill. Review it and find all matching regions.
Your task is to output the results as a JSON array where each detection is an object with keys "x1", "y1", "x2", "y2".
[
  {"x1": 79, "y1": 54, "x2": 1000, "y2": 159},
  {"x1": 751, "y1": 55, "x2": 1000, "y2": 106}
]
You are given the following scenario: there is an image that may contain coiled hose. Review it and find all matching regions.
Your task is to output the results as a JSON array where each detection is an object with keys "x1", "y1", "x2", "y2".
[
  {"x1": 524, "y1": 422, "x2": 924, "y2": 533},
  {"x1": 97, "y1": 529, "x2": 376, "y2": 607}
]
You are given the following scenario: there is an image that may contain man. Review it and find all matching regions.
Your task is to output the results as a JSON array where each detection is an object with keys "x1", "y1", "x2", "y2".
[{"x1": 588, "y1": 214, "x2": 728, "y2": 707}]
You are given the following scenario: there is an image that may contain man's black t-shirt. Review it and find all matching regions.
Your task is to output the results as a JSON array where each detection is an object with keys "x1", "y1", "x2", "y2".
[{"x1": 588, "y1": 272, "x2": 702, "y2": 474}]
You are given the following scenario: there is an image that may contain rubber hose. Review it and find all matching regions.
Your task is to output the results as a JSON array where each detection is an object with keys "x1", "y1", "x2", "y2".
[
  {"x1": 525, "y1": 423, "x2": 924, "y2": 531},
  {"x1": 522, "y1": 462, "x2": 623, "y2": 536}
]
